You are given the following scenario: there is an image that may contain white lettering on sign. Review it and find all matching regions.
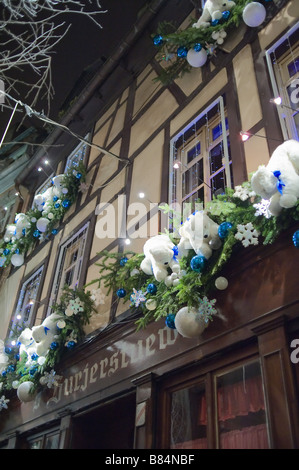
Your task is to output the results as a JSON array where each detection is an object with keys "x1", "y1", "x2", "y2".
[{"x1": 47, "y1": 326, "x2": 178, "y2": 406}]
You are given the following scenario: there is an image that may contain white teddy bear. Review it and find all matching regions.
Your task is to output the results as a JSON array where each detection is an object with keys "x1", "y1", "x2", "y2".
[
  {"x1": 140, "y1": 234, "x2": 180, "y2": 282},
  {"x1": 15, "y1": 213, "x2": 32, "y2": 239},
  {"x1": 178, "y1": 211, "x2": 221, "y2": 259},
  {"x1": 33, "y1": 174, "x2": 65, "y2": 212},
  {"x1": 17, "y1": 328, "x2": 38, "y2": 365},
  {"x1": 193, "y1": 0, "x2": 236, "y2": 29},
  {"x1": 32, "y1": 313, "x2": 61, "y2": 357},
  {"x1": 251, "y1": 139, "x2": 299, "y2": 216},
  {"x1": 3, "y1": 224, "x2": 17, "y2": 242}
]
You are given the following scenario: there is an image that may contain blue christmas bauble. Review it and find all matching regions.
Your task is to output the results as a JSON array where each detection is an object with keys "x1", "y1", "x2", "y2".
[
  {"x1": 153, "y1": 34, "x2": 163, "y2": 46},
  {"x1": 1, "y1": 370, "x2": 7, "y2": 377},
  {"x1": 3, "y1": 249, "x2": 10, "y2": 255},
  {"x1": 62, "y1": 199, "x2": 71, "y2": 208},
  {"x1": 194, "y1": 43, "x2": 202, "y2": 52},
  {"x1": 147, "y1": 283, "x2": 157, "y2": 294},
  {"x1": 54, "y1": 202, "x2": 60, "y2": 208},
  {"x1": 76, "y1": 172, "x2": 82, "y2": 179},
  {"x1": 4, "y1": 347, "x2": 12, "y2": 354},
  {"x1": 218, "y1": 222, "x2": 233, "y2": 239},
  {"x1": 29, "y1": 367, "x2": 38, "y2": 376},
  {"x1": 53, "y1": 196, "x2": 58, "y2": 202},
  {"x1": 211, "y1": 19, "x2": 219, "y2": 26},
  {"x1": 52, "y1": 229, "x2": 58, "y2": 235},
  {"x1": 33, "y1": 230, "x2": 40, "y2": 238},
  {"x1": 7, "y1": 364, "x2": 15, "y2": 372},
  {"x1": 117, "y1": 288, "x2": 126, "y2": 298},
  {"x1": 119, "y1": 257, "x2": 128, "y2": 266},
  {"x1": 67, "y1": 341, "x2": 76, "y2": 349},
  {"x1": 292, "y1": 230, "x2": 299, "y2": 248},
  {"x1": 15, "y1": 354, "x2": 20, "y2": 361},
  {"x1": 222, "y1": 10, "x2": 231, "y2": 21},
  {"x1": 31, "y1": 353, "x2": 38, "y2": 361},
  {"x1": 177, "y1": 46, "x2": 188, "y2": 58},
  {"x1": 165, "y1": 313, "x2": 176, "y2": 329},
  {"x1": 190, "y1": 255, "x2": 206, "y2": 273},
  {"x1": 50, "y1": 341, "x2": 58, "y2": 350}
]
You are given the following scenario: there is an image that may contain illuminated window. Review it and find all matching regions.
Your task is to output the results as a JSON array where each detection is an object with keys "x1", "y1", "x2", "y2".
[
  {"x1": 64, "y1": 135, "x2": 89, "y2": 173},
  {"x1": 170, "y1": 97, "x2": 233, "y2": 212},
  {"x1": 12, "y1": 266, "x2": 44, "y2": 329}
]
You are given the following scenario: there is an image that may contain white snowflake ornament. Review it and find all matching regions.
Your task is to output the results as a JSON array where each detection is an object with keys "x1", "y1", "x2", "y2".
[
  {"x1": 235, "y1": 222, "x2": 259, "y2": 247},
  {"x1": 39, "y1": 369, "x2": 62, "y2": 388},
  {"x1": 90, "y1": 288, "x2": 105, "y2": 307},
  {"x1": 233, "y1": 184, "x2": 256, "y2": 201},
  {"x1": 253, "y1": 199, "x2": 272, "y2": 219},
  {"x1": 130, "y1": 288, "x2": 146, "y2": 307},
  {"x1": 0, "y1": 395, "x2": 9, "y2": 411}
]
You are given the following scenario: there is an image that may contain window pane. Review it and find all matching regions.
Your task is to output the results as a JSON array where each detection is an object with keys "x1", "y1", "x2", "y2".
[
  {"x1": 170, "y1": 383, "x2": 207, "y2": 449},
  {"x1": 44, "y1": 433, "x2": 60, "y2": 449},
  {"x1": 30, "y1": 439, "x2": 43, "y2": 449},
  {"x1": 216, "y1": 361, "x2": 269, "y2": 449},
  {"x1": 288, "y1": 57, "x2": 299, "y2": 78},
  {"x1": 187, "y1": 142, "x2": 201, "y2": 164}
]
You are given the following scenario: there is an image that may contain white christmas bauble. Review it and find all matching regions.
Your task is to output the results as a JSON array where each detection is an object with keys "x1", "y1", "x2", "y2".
[
  {"x1": 12, "y1": 380, "x2": 19, "y2": 389},
  {"x1": 130, "y1": 268, "x2": 139, "y2": 277},
  {"x1": 209, "y1": 238, "x2": 222, "y2": 250},
  {"x1": 145, "y1": 299, "x2": 157, "y2": 311},
  {"x1": 165, "y1": 275, "x2": 173, "y2": 287},
  {"x1": 174, "y1": 306, "x2": 207, "y2": 338},
  {"x1": 215, "y1": 276, "x2": 228, "y2": 290},
  {"x1": 38, "y1": 356, "x2": 46, "y2": 366},
  {"x1": 36, "y1": 217, "x2": 49, "y2": 233},
  {"x1": 242, "y1": 2, "x2": 266, "y2": 28},
  {"x1": 17, "y1": 381, "x2": 35, "y2": 402},
  {"x1": 10, "y1": 253, "x2": 24, "y2": 267},
  {"x1": 187, "y1": 48, "x2": 208, "y2": 68}
]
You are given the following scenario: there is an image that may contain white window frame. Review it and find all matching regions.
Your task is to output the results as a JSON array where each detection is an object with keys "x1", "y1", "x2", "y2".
[
  {"x1": 12, "y1": 265, "x2": 44, "y2": 330},
  {"x1": 64, "y1": 134, "x2": 90, "y2": 173},
  {"x1": 265, "y1": 21, "x2": 299, "y2": 141},
  {"x1": 169, "y1": 96, "x2": 231, "y2": 208},
  {"x1": 48, "y1": 222, "x2": 89, "y2": 314}
]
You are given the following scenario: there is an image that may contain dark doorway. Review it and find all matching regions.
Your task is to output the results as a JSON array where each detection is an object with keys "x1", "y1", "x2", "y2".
[{"x1": 71, "y1": 392, "x2": 136, "y2": 449}]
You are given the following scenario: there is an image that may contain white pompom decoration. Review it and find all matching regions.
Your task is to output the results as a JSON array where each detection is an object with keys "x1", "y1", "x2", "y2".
[
  {"x1": 174, "y1": 306, "x2": 207, "y2": 338},
  {"x1": 17, "y1": 381, "x2": 35, "y2": 402},
  {"x1": 36, "y1": 217, "x2": 50, "y2": 233},
  {"x1": 10, "y1": 253, "x2": 24, "y2": 267},
  {"x1": 186, "y1": 48, "x2": 208, "y2": 68},
  {"x1": 215, "y1": 276, "x2": 228, "y2": 290},
  {"x1": 242, "y1": 2, "x2": 266, "y2": 28}
]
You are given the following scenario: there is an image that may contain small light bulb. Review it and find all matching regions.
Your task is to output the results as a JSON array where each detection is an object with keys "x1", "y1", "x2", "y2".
[
  {"x1": 37, "y1": 167, "x2": 42, "y2": 172},
  {"x1": 240, "y1": 132, "x2": 250, "y2": 142},
  {"x1": 125, "y1": 238, "x2": 131, "y2": 245},
  {"x1": 44, "y1": 159, "x2": 49, "y2": 165},
  {"x1": 138, "y1": 192, "x2": 145, "y2": 199},
  {"x1": 272, "y1": 96, "x2": 282, "y2": 106},
  {"x1": 173, "y1": 161, "x2": 181, "y2": 169},
  {"x1": 16, "y1": 315, "x2": 22, "y2": 320}
]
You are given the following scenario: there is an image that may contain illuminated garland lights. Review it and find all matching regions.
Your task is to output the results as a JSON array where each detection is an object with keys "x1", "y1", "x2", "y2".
[{"x1": 152, "y1": 0, "x2": 273, "y2": 85}]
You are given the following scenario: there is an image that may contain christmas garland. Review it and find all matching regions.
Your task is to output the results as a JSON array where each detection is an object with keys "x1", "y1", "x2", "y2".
[
  {"x1": 87, "y1": 180, "x2": 299, "y2": 334},
  {"x1": 152, "y1": 0, "x2": 274, "y2": 84},
  {"x1": 0, "y1": 160, "x2": 87, "y2": 269},
  {"x1": 0, "y1": 285, "x2": 96, "y2": 411}
]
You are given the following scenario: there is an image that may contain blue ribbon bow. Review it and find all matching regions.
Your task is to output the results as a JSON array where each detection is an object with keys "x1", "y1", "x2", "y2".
[
  {"x1": 172, "y1": 246, "x2": 179, "y2": 262},
  {"x1": 273, "y1": 170, "x2": 285, "y2": 195}
]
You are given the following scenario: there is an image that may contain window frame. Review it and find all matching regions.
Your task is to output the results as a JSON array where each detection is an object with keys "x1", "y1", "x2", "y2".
[
  {"x1": 156, "y1": 347, "x2": 270, "y2": 449},
  {"x1": 265, "y1": 21, "x2": 299, "y2": 141},
  {"x1": 63, "y1": 134, "x2": 90, "y2": 173},
  {"x1": 169, "y1": 96, "x2": 232, "y2": 211},
  {"x1": 47, "y1": 222, "x2": 90, "y2": 314},
  {"x1": 11, "y1": 265, "x2": 44, "y2": 331}
]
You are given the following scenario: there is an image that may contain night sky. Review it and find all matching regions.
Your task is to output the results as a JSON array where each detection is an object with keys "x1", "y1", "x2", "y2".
[{"x1": 0, "y1": 0, "x2": 149, "y2": 143}]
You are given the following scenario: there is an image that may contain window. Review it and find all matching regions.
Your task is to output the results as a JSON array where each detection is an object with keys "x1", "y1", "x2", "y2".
[
  {"x1": 265, "y1": 22, "x2": 299, "y2": 140},
  {"x1": 12, "y1": 266, "x2": 44, "y2": 330},
  {"x1": 169, "y1": 97, "x2": 233, "y2": 213},
  {"x1": 48, "y1": 223, "x2": 89, "y2": 311},
  {"x1": 64, "y1": 135, "x2": 89, "y2": 173},
  {"x1": 28, "y1": 428, "x2": 60, "y2": 449},
  {"x1": 159, "y1": 358, "x2": 269, "y2": 449}
]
